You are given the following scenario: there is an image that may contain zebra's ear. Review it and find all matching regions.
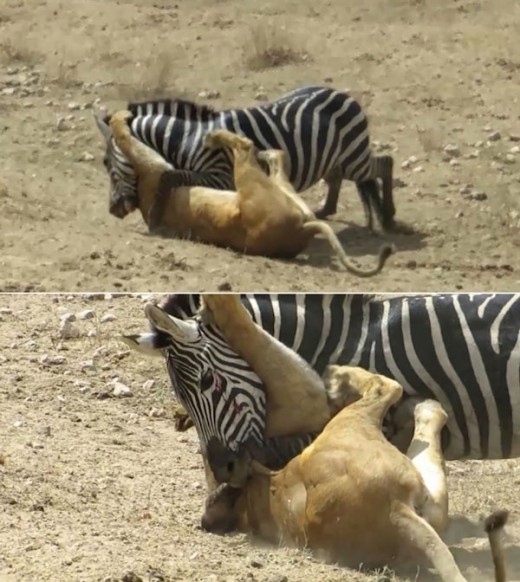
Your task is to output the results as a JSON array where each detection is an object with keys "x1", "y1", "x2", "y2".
[
  {"x1": 144, "y1": 303, "x2": 199, "y2": 343},
  {"x1": 120, "y1": 333, "x2": 163, "y2": 357},
  {"x1": 93, "y1": 109, "x2": 112, "y2": 143}
]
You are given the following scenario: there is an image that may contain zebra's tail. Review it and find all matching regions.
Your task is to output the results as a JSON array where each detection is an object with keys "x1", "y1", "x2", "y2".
[
  {"x1": 484, "y1": 510, "x2": 509, "y2": 582},
  {"x1": 302, "y1": 221, "x2": 394, "y2": 277}
]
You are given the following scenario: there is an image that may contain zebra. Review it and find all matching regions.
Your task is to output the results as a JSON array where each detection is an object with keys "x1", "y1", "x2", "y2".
[
  {"x1": 122, "y1": 300, "x2": 314, "y2": 484},
  {"x1": 125, "y1": 293, "x2": 520, "y2": 470},
  {"x1": 94, "y1": 85, "x2": 395, "y2": 232}
]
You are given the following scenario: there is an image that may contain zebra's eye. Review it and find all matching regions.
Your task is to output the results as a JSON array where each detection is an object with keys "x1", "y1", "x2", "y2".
[{"x1": 200, "y1": 370, "x2": 213, "y2": 391}]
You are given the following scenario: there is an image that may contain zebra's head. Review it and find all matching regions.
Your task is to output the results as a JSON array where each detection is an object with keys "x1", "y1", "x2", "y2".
[
  {"x1": 94, "y1": 110, "x2": 139, "y2": 219},
  {"x1": 122, "y1": 301, "x2": 267, "y2": 486}
]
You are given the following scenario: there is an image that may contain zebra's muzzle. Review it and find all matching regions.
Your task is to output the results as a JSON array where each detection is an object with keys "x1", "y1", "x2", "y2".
[{"x1": 206, "y1": 437, "x2": 252, "y2": 487}]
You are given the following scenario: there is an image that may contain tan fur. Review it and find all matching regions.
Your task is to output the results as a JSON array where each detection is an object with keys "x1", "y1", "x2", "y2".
[
  {"x1": 108, "y1": 111, "x2": 393, "y2": 277},
  {"x1": 485, "y1": 510, "x2": 509, "y2": 582},
  {"x1": 203, "y1": 372, "x2": 507, "y2": 581},
  {"x1": 201, "y1": 294, "x2": 331, "y2": 438}
]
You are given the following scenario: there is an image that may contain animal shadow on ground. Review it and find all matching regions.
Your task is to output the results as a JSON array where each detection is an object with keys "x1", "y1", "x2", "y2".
[
  {"x1": 296, "y1": 220, "x2": 428, "y2": 270},
  {"x1": 136, "y1": 218, "x2": 427, "y2": 273}
]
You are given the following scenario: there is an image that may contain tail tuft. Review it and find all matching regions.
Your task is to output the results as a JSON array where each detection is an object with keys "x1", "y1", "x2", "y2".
[{"x1": 485, "y1": 510, "x2": 509, "y2": 534}]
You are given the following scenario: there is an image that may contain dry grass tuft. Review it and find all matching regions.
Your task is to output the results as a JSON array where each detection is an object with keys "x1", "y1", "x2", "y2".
[
  {"x1": 117, "y1": 50, "x2": 190, "y2": 102},
  {"x1": 243, "y1": 22, "x2": 308, "y2": 71},
  {"x1": 0, "y1": 39, "x2": 40, "y2": 66}
]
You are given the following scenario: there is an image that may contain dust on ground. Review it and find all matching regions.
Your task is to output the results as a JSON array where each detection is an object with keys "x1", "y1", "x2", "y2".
[
  {"x1": 1, "y1": 294, "x2": 519, "y2": 582},
  {"x1": 1, "y1": 0, "x2": 520, "y2": 292}
]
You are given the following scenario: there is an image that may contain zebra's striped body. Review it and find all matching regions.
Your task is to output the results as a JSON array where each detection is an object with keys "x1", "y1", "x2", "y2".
[
  {"x1": 96, "y1": 86, "x2": 395, "y2": 229},
  {"x1": 162, "y1": 293, "x2": 520, "y2": 461}
]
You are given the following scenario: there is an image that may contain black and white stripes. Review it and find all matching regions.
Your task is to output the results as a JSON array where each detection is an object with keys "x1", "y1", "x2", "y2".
[
  {"x1": 148, "y1": 312, "x2": 267, "y2": 455},
  {"x1": 98, "y1": 85, "x2": 394, "y2": 227},
  {"x1": 161, "y1": 293, "x2": 520, "y2": 461}
]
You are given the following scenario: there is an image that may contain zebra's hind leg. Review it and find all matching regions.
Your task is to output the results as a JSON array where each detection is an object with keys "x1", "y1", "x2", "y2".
[
  {"x1": 356, "y1": 179, "x2": 390, "y2": 233},
  {"x1": 378, "y1": 154, "x2": 396, "y2": 227},
  {"x1": 315, "y1": 165, "x2": 343, "y2": 219},
  {"x1": 406, "y1": 400, "x2": 449, "y2": 534}
]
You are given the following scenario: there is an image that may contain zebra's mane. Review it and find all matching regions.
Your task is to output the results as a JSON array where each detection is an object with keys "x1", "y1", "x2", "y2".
[
  {"x1": 127, "y1": 98, "x2": 219, "y2": 120},
  {"x1": 159, "y1": 294, "x2": 201, "y2": 319}
]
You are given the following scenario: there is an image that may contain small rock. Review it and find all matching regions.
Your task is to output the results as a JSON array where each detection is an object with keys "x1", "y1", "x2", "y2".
[
  {"x1": 112, "y1": 381, "x2": 132, "y2": 398},
  {"x1": 59, "y1": 320, "x2": 80, "y2": 340},
  {"x1": 509, "y1": 146, "x2": 520, "y2": 154},
  {"x1": 488, "y1": 130, "x2": 501, "y2": 142},
  {"x1": 78, "y1": 151, "x2": 94, "y2": 162},
  {"x1": 0, "y1": 308, "x2": 13, "y2": 315},
  {"x1": 40, "y1": 355, "x2": 66, "y2": 366},
  {"x1": 267, "y1": 576, "x2": 288, "y2": 582},
  {"x1": 459, "y1": 184, "x2": 472, "y2": 195},
  {"x1": 254, "y1": 91, "x2": 267, "y2": 101},
  {"x1": 121, "y1": 573, "x2": 143, "y2": 582},
  {"x1": 470, "y1": 191, "x2": 487, "y2": 201},
  {"x1": 449, "y1": 159, "x2": 460, "y2": 166},
  {"x1": 67, "y1": 102, "x2": 81, "y2": 111},
  {"x1": 77, "y1": 309, "x2": 95, "y2": 320},
  {"x1": 81, "y1": 360, "x2": 96, "y2": 371},
  {"x1": 443, "y1": 144, "x2": 460, "y2": 157},
  {"x1": 149, "y1": 407, "x2": 165, "y2": 418},
  {"x1": 1, "y1": 87, "x2": 16, "y2": 96},
  {"x1": 24, "y1": 340, "x2": 37, "y2": 351},
  {"x1": 504, "y1": 154, "x2": 515, "y2": 164},
  {"x1": 56, "y1": 117, "x2": 68, "y2": 131},
  {"x1": 217, "y1": 282, "x2": 232, "y2": 291},
  {"x1": 60, "y1": 312, "x2": 76, "y2": 323},
  {"x1": 142, "y1": 379, "x2": 156, "y2": 391},
  {"x1": 412, "y1": 165, "x2": 424, "y2": 173},
  {"x1": 249, "y1": 560, "x2": 264, "y2": 568},
  {"x1": 100, "y1": 313, "x2": 116, "y2": 323},
  {"x1": 509, "y1": 134, "x2": 520, "y2": 142}
]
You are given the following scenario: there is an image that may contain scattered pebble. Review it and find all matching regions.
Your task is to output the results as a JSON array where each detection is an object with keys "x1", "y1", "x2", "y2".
[
  {"x1": 59, "y1": 320, "x2": 80, "y2": 340},
  {"x1": 443, "y1": 144, "x2": 460, "y2": 158},
  {"x1": 78, "y1": 309, "x2": 95, "y2": 320},
  {"x1": 40, "y1": 355, "x2": 66, "y2": 366},
  {"x1": 100, "y1": 313, "x2": 116, "y2": 323},
  {"x1": 112, "y1": 381, "x2": 132, "y2": 398},
  {"x1": 78, "y1": 152, "x2": 94, "y2": 162},
  {"x1": 142, "y1": 379, "x2": 155, "y2": 391},
  {"x1": 487, "y1": 130, "x2": 501, "y2": 142}
]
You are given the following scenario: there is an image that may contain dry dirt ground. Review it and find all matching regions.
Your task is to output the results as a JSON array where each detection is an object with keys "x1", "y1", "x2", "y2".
[
  {"x1": 1, "y1": 294, "x2": 520, "y2": 582},
  {"x1": 1, "y1": 0, "x2": 520, "y2": 292}
]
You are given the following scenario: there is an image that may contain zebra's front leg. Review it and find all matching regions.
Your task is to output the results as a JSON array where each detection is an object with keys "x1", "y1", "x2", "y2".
[{"x1": 315, "y1": 165, "x2": 343, "y2": 219}]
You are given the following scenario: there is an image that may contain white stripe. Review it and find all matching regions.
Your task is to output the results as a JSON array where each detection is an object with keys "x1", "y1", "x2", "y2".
[
  {"x1": 310, "y1": 294, "x2": 333, "y2": 367},
  {"x1": 477, "y1": 293, "x2": 496, "y2": 319},
  {"x1": 271, "y1": 294, "x2": 282, "y2": 340},
  {"x1": 315, "y1": 94, "x2": 357, "y2": 180},
  {"x1": 348, "y1": 300, "x2": 370, "y2": 366},
  {"x1": 292, "y1": 294, "x2": 307, "y2": 354},
  {"x1": 399, "y1": 298, "x2": 465, "y2": 458},
  {"x1": 292, "y1": 101, "x2": 307, "y2": 190},
  {"x1": 453, "y1": 296, "x2": 502, "y2": 456},
  {"x1": 490, "y1": 295, "x2": 518, "y2": 355},
  {"x1": 240, "y1": 109, "x2": 272, "y2": 149},
  {"x1": 327, "y1": 295, "x2": 353, "y2": 365},
  {"x1": 161, "y1": 117, "x2": 175, "y2": 160},
  {"x1": 426, "y1": 296, "x2": 481, "y2": 457},
  {"x1": 301, "y1": 95, "x2": 336, "y2": 191},
  {"x1": 506, "y1": 329, "x2": 520, "y2": 455}
]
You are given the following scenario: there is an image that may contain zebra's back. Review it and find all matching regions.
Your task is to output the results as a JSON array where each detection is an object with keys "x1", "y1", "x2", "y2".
[{"x1": 127, "y1": 86, "x2": 371, "y2": 192}]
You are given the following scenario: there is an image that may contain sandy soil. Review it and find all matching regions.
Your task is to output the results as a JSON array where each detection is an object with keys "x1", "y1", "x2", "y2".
[
  {"x1": 0, "y1": 0, "x2": 520, "y2": 292},
  {"x1": 1, "y1": 294, "x2": 519, "y2": 582}
]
